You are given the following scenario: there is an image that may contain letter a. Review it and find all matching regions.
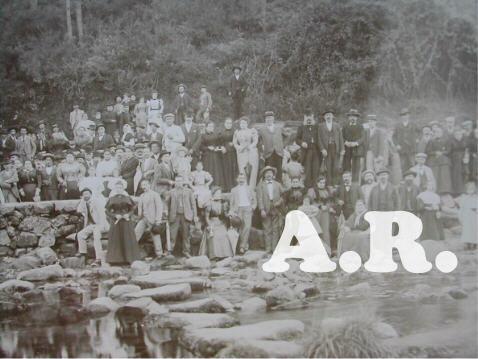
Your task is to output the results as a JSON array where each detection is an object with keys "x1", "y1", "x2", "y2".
[
  {"x1": 262, "y1": 210, "x2": 336, "y2": 273},
  {"x1": 364, "y1": 211, "x2": 432, "y2": 273}
]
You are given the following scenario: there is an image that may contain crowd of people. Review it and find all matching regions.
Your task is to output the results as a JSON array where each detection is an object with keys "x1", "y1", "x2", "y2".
[{"x1": 1, "y1": 66, "x2": 477, "y2": 266}]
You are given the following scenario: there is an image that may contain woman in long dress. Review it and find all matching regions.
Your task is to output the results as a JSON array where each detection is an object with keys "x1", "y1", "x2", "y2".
[
  {"x1": 233, "y1": 117, "x2": 259, "y2": 188},
  {"x1": 96, "y1": 149, "x2": 120, "y2": 178},
  {"x1": 338, "y1": 199, "x2": 370, "y2": 261},
  {"x1": 219, "y1": 117, "x2": 238, "y2": 192},
  {"x1": 417, "y1": 181, "x2": 444, "y2": 241},
  {"x1": 105, "y1": 179, "x2": 141, "y2": 265},
  {"x1": 449, "y1": 128, "x2": 466, "y2": 196},
  {"x1": 201, "y1": 122, "x2": 225, "y2": 189},
  {"x1": 57, "y1": 152, "x2": 85, "y2": 200},
  {"x1": 190, "y1": 161, "x2": 213, "y2": 210},
  {"x1": 455, "y1": 181, "x2": 477, "y2": 250},
  {"x1": 0, "y1": 161, "x2": 20, "y2": 203},
  {"x1": 298, "y1": 196, "x2": 329, "y2": 254},
  {"x1": 18, "y1": 160, "x2": 40, "y2": 202},
  {"x1": 426, "y1": 126, "x2": 452, "y2": 194},
  {"x1": 199, "y1": 187, "x2": 237, "y2": 259}
]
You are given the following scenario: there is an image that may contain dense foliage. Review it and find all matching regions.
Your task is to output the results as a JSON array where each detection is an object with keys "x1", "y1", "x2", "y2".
[{"x1": 0, "y1": 0, "x2": 476, "y2": 130}]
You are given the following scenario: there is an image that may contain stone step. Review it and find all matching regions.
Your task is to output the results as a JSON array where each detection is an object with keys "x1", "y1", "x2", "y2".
[
  {"x1": 168, "y1": 296, "x2": 232, "y2": 313},
  {"x1": 122, "y1": 283, "x2": 192, "y2": 302},
  {"x1": 147, "y1": 312, "x2": 239, "y2": 330}
]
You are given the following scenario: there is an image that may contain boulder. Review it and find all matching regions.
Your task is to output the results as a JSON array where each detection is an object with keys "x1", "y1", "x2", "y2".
[
  {"x1": 0, "y1": 216, "x2": 8, "y2": 229},
  {"x1": 18, "y1": 216, "x2": 52, "y2": 235},
  {"x1": 0, "y1": 279, "x2": 35, "y2": 293},
  {"x1": 35, "y1": 247, "x2": 58, "y2": 265},
  {"x1": 51, "y1": 214, "x2": 69, "y2": 228},
  {"x1": 122, "y1": 283, "x2": 192, "y2": 302},
  {"x1": 108, "y1": 284, "x2": 141, "y2": 298},
  {"x1": 149, "y1": 312, "x2": 238, "y2": 329},
  {"x1": 180, "y1": 319, "x2": 305, "y2": 357},
  {"x1": 210, "y1": 267, "x2": 231, "y2": 277},
  {"x1": 7, "y1": 210, "x2": 24, "y2": 226},
  {"x1": 58, "y1": 243, "x2": 78, "y2": 257},
  {"x1": 447, "y1": 288, "x2": 468, "y2": 300},
  {"x1": 17, "y1": 232, "x2": 38, "y2": 248},
  {"x1": 59, "y1": 286, "x2": 85, "y2": 306},
  {"x1": 114, "y1": 276, "x2": 129, "y2": 285},
  {"x1": 131, "y1": 260, "x2": 150, "y2": 276},
  {"x1": 372, "y1": 322, "x2": 398, "y2": 339},
  {"x1": 11, "y1": 255, "x2": 42, "y2": 270},
  {"x1": 239, "y1": 297, "x2": 267, "y2": 313},
  {"x1": 216, "y1": 257, "x2": 234, "y2": 267},
  {"x1": 294, "y1": 283, "x2": 319, "y2": 297},
  {"x1": 38, "y1": 231, "x2": 56, "y2": 247},
  {"x1": 32, "y1": 201, "x2": 54, "y2": 216},
  {"x1": 265, "y1": 286, "x2": 297, "y2": 307},
  {"x1": 184, "y1": 255, "x2": 211, "y2": 269},
  {"x1": 87, "y1": 296, "x2": 119, "y2": 314},
  {"x1": 0, "y1": 246, "x2": 11, "y2": 257},
  {"x1": 89, "y1": 266, "x2": 124, "y2": 278},
  {"x1": 123, "y1": 297, "x2": 168, "y2": 315},
  {"x1": 60, "y1": 256, "x2": 85, "y2": 269},
  {"x1": 168, "y1": 297, "x2": 230, "y2": 313},
  {"x1": 54, "y1": 200, "x2": 79, "y2": 213},
  {"x1": 0, "y1": 229, "x2": 11, "y2": 246},
  {"x1": 347, "y1": 282, "x2": 371, "y2": 294},
  {"x1": 63, "y1": 268, "x2": 77, "y2": 278},
  {"x1": 54, "y1": 225, "x2": 77, "y2": 238},
  {"x1": 217, "y1": 340, "x2": 303, "y2": 358},
  {"x1": 251, "y1": 281, "x2": 275, "y2": 293},
  {"x1": 17, "y1": 264, "x2": 63, "y2": 281},
  {"x1": 238, "y1": 250, "x2": 266, "y2": 265},
  {"x1": 131, "y1": 270, "x2": 194, "y2": 287}
]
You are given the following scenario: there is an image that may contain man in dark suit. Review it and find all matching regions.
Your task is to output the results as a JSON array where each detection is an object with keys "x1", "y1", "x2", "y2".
[
  {"x1": 93, "y1": 124, "x2": 115, "y2": 151},
  {"x1": 256, "y1": 166, "x2": 284, "y2": 253},
  {"x1": 120, "y1": 146, "x2": 139, "y2": 195},
  {"x1": 36, "y1": 122, "x2": 49, "y2": 153},
  {"x1": 364, "y1": 114, "x2": 386, "y2": 170},
  {"x1": 393, "y1": 107, "x2": 419, "y2": 173},
  {"x1": 2, "y1": 127, "x2": 17, "y2": 159},
  {"x1": 152, "y1": 151, "x2": 175, "y2": 199},
  {"x1": 168, "y1": 175, "x2": 198, "y2": 257},
  {"x1": 181, "y1": 110, "x2": 202, "y2": 167},
  {"x1": 318, "y1": 109, "x2": 344, "y2": 185},
  {"x1": 368, "y1": 167, "x2": 400, "y2": 211},
  {"x1": 148, "y1": 122, "x2": 163, "y2": 144},
  {"x1": 296, "y1": 109, "x2": 321, "y2": 188},
  {"x1": 174, "y1": 84, "x2": 192, "y2": 125},
  {"x1": 338, "y1": 171, "x2": 364, "y2": 220},
  {"x1": 228, "y1": 65, "x2": 247, "y2": 120},
  {"x1": 37, "y1": 153, "x2": 58, "y2": 201},
  {"x1": 342, "y1": 109, "x2": 365, "y2": 182},
  {"x1": 398, "y1": 170, "x2": 420, "y2": 213},
  {"x1": 259, "y1": 111, "x2": 284, "y2": 181}
]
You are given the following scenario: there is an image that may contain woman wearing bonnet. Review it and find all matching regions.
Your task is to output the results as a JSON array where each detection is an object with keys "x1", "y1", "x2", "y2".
[{"x1": 105, "y1": 178, "x2": 141, "y2": 265}]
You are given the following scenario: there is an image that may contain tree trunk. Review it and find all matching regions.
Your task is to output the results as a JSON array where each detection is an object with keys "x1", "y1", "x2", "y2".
[
  {"x1": 65, "y1": 0, "x2": 73, "y2": 41},
  {"x1": 75, "y1": 0, "x2": 84, "y2": 43}
]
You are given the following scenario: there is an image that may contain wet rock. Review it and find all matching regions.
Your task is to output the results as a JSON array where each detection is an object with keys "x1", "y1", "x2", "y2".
[
  {"x1": 0, "y1": 279, "x2": 34, "y2": 293},
  {"x1": 87, "y1": 296, "x2": 119, "y2": 314},
  {"x1": 372, "y1": 322, "x2": 398, "y2": 339},
  {"x1": 210, "y1": 267, "x2": 231, "y2": 276},
  {"x1": 447, "y1": 288, "x2": 468, "y2": 300},
  {"x1": 32, "y1": 201, "x2": 54, "y2": 216},
  {"x1": 239, "y1": 297, "x2": 267, "y2": 313},
  {"x1": 114, "y1": 276, "x2": 129, "y2": 285},
  {"x1": 63, "y1": 268, "x2": 77, "y2": 278},
  {"x1": 14, "y1": 248, "x2": 27, "y2": 257},
  {"x1": 168, "y1": 296, "x2": 231, "y2": 313},
  {"x1": 238, "y1": 250, "x2": 267, "y2": 265},
  {"x1": 57, "y1": 305, "x2": 90, "y2": 324},
  {"x1": 38, "y1": 231, "x2": 56, "y2": 247},
  {"x1": 180, "y1": 319, "x2": 304, "y2": 357},
  {"x1": 55, "y1": 200, "x2": 79, "y2": 213},
  {"x1": 0, "y1": 229, "x2": 10, "y2": 246},
  {"x1": 251, "y1": 281, "x2": 275, "y2": 293},
  {"x1": 184, "y1": 255, "x2": 211, "y2": 269},
  {"x1": 123, "y1": 297, "x2": 168, "y2": 315},
  {"x1": 51, "y1": 214, "x2": 69, "y2": 228},
  {"x1": 18, "y1": 216, "x2": 52, "y2": 235},
  {"x1": 131, "y1": 270, "x2": 194, "y2": 287},
  {"x1": 123, "y1": 283, "x2": 192, "y2": 302},
  {"x1": 0, "y1": 246, "x2": 11, "y2": 256},
  {"x1": 265, "y1": 286, "x2": 297, "y2": 307},
  {"x1": 347, "y1": 282, "x2": 371, "y2": 294},
  {"x1": 54, "y1": 224, "x2": 77, "y2": 238},
  {"x1": 35, "y1": 247, "x2": 58, "y2": 265},
  {"x1": 89, "y1": 266, "x2": 123, "y2": 278},
  {"x1": 294, "y1": 283, "x2": 318, "y2": 297},
  {"x1": 216, "y1": 257, "x2": 234, "y2": 267},
  {"x1": 59, "y1": 286, "x2": 85, "y2": 306},
  {"x1": 58, "y1": 243, "x2": 77, "y2": 257},
  {"x1": 108, "y1": 284, "x2": 141, "y2": 298},
  {"x1": 11, "y1": 255, "x2": 42, "y2": 270},
  {"x1": 17, "y1": 264, "x2": 63, "y2": 281},
  {"x1": 217, "y1": 340, "x2": 303, "y2": 358},
  {"x1": 6, "y1": 226, "x2": 16, "y2": 238},
  {"x1": 17, "y1": 232, "x2": 38, "y2": 248},
  {"x1": 7, "y1": 210, "x2": 24, "y2": 226},
  {"x1": 131, "y1": 260, "x2": 150, "y2": 276},
  {"x1": 0, "y1": 216, "x2": 8, "y2": 229},
  {"x1": 21, "y1": 288, "x2": 45, "y2": 303},
  {"x1": 60, "y1": 256, "x2": 85, "y2": 269},
  {"x1": 150, "y1": 312, "x2": 238, "y2": 330}
]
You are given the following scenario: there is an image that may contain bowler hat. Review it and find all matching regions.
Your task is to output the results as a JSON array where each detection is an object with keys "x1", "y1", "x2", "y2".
[
  {"x1": 177, "y1": 83, "x2": 187, "y2": 91},
  {"x1": 403, "y1": 170, "x2": 417, "y2": 178},
  {"x1": 322, "y1": 108, "x2": 335, "y2": 116},
  {"x1": 415, "y1": 152, "x2": 427, "y2": 159},
  {"x1": 376, "y1": 167, "x2": 390, "y2": 176},
  {"x1": 399, "y1": 107, "x2": 410, "y2": 116},
  {"x1": 259, "y1": 166, "x2": 277, "y2": 179},
  {"x1": 264, "y1": 111, "x2": 275, "y2": 118},
  {"x1": 361, "y1": 169, "x2": 375, "y2": 180},
  {"x1": 42, "y1": 152, "x2": 54, "y2": 160},
  {"x1": 134, "y1": 143, "x2": 146, "y2": 150},
  {"x1": 159, "y1": 150, "x2": 170, "y2": 159},
  {"x1": 80, "y1": 187, "x2": 93, "y2": 196},
  {"x1": 346, "y1": 109, "x2": 361, "y2": 117}
]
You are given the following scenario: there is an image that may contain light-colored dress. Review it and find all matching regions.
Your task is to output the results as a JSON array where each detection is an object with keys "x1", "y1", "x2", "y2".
[
  {"x1": 456, "y1": 194, "x2": 478, "y2": 245},
  {"x1": 96, "y1": 159, "x2": 119, "y2": 178},
  {"x1": 233, "y1": 128, "x2": 259, "y2": 187},
  {"x1": 190, "y1": 170, "x2": 213, "y2": 208},
  {"x1": 172, "y1": 155, "x2": 191, "y2": 179},
  {"x1": 282, "y1": 160, "x2": 304, "y2": 189}
]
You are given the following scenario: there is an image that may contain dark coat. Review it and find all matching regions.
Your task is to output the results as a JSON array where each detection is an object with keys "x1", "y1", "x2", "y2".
[
  {"x1": 398, "y1": 183, "x2": 420, "y2": 212},
  {"x1": 296, "y1": 124, "x2": 320, "y2": 152},
  {"x1": 342, "y1": 122, "x2": 365, "y2": 157},
  {"x1": 318, "y1": 122, "x2": 344, "y2": 154},
  {"x1": 338, "y1": 183, "x2": 364, "y2": 218},
  {"x1": 368, "y1": 183, "x2": 400, "y2": 211},
  {"x1": 393, "y1": 122, "x2": 419, "y2": 154},
  {"x1": 180, "y1": 123, "x2": 202, "y2": 153},
  {"x1": 229, "y1": 75, "x2": 247, "y2": 98},
  {"x1": 168, "y1": 186, "x2": 197, "y2": 222},
  {"x1": 256, "y1": 180, "x2": 283, "y2": 215},
  {"x1": 93, "y1": 134, "x2": 115, "y2": 151}
]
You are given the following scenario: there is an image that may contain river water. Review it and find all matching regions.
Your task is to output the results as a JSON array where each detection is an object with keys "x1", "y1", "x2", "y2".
[{"x1": 1, "y1": 248, "x2": 477, "y2": 358}]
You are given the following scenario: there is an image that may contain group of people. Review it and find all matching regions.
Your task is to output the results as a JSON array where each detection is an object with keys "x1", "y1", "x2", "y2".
[{"x1": 1, "y1": 69, "x2": 477, "y2": 265}]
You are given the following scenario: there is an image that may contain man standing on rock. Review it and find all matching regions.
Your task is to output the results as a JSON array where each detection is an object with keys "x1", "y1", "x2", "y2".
[
  {"x1": 76, "y1": 187, "x2": 109, "y2": 266},
  {"x1": 135, "y1": 179, "x2": 167, "y2": 257}
]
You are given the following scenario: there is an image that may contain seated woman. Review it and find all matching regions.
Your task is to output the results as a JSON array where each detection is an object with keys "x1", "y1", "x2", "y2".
[
  {"x1": 96, "y1": 149, "x2": 120, "y2": 178},
  {"x1": 199, "y1": 187, "x2": 238, "y2": 260},
  {"x1": 298, "y1": 196, "x2": 329, "y2": 255},
  {"x1": 338, "y1": 199, "x2": 370, "y2": 261},
  {"x1": 417, "y1": 181, "x2": 445, "y2": 241},
  {"x1": 18, "y1": 159, "x2": 40, "y2": 202},
  {"x1": 57, "y1": 152, "x2": 85, "y2": 200},
  {"x1": 105, "y1": 179, "x2": 141, "y2": 265}
]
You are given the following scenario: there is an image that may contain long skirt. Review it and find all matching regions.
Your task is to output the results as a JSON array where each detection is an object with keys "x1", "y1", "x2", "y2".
[
  {"x1": 430, "y1": 163, "x2": 452, "y2": 194},
  {"x1": 419, "y1": 210, "x2": 444, "y2": 241},
  {"x1": 220, "y1": 149, "x2": 238, "y2": 192},
  {"x1": 60, "y1": 180, "x2": 80, "y2": 200},
  {"x1": 21, "y1": 183, "x2": 37, "y2": 202},
  {"x1": 199, "y1": 217, "x2": 236, "y2": 259},
  {"x1": 106, "y1": 219, "x2": 141, "y2": 265},
  {"x1": 450, "y1": 152, "x2": 465, "y2": 195},
  {"x1": 338, "y1": 229, "x2": 370, "y2": 261},
  {"x1": 203, "y1": 151, "x2": 225, "y2": 189}
]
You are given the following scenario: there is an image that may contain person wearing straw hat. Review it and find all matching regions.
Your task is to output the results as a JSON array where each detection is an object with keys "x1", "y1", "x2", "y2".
[
  {"x1": 229, "y1": 65, "x2": 247, "y2": 120},
  {"x1": 38, "y1": 153, "x2": 59, "y2": 201},
  {"x1": 393, "y1": 107, "x2": 419, "y2": 173},
  {"x1": 76, "y1": 187, "x2": 110, "y2": 266},
  {"x1": 368, "y1": 167, "x2": 400, "y2": 211},
  {"x1": 343, "y1": 108, "x2": 365, "y2": 182},
  {"x1": 174, "y1": 84, "x2": 192, "y2": 125},
  {"x1": 105, "y1": 178, "x2": 141, "y2": 265},
  {"x1": 152, "y1": 150, "x2": 175, "y2": 196},
  {"x1": 256, "y1": 166, "x2": 284, "y2": 253}
]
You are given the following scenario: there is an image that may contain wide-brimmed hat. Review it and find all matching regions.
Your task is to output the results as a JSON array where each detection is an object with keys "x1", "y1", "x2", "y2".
[
  {"x1": 415, "y1": 152, "x2": 428, "y2": 159},
  {"x1": 361, "y1": 169, "x2": 376, "y2": 180},
  {"x1": 346, "y1": 109, "x2": 361, "y2": 117},
  {"x1": 177, "y1": 83, "x2": 187, "y2": 91},
  {"x1": 159, "y1": 150, "x2": 170, "y2": 159},
  {"x1": 399, "y1": 107, "x2": 410, "y2": 116},
  {"x1": 264, "y1": 111, "x2": 275, "y2": 118},
  {"x1": 403, "y1": 170, "x2": 417, "y2": 178},
  {"x1": 376, "y1": 167, "x2": 390, "y2": 176},
  {"x1": 108, "y1": 178, "x2": 127, "y2": 190},
  {"x1": 259, "y1": 166, "x2": 277, "y2": 179}
]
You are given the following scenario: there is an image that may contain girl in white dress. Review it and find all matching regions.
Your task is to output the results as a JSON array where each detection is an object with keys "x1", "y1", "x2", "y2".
[{"x1": 456, "y1": 181, "x2": 478, "y2": 250}]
